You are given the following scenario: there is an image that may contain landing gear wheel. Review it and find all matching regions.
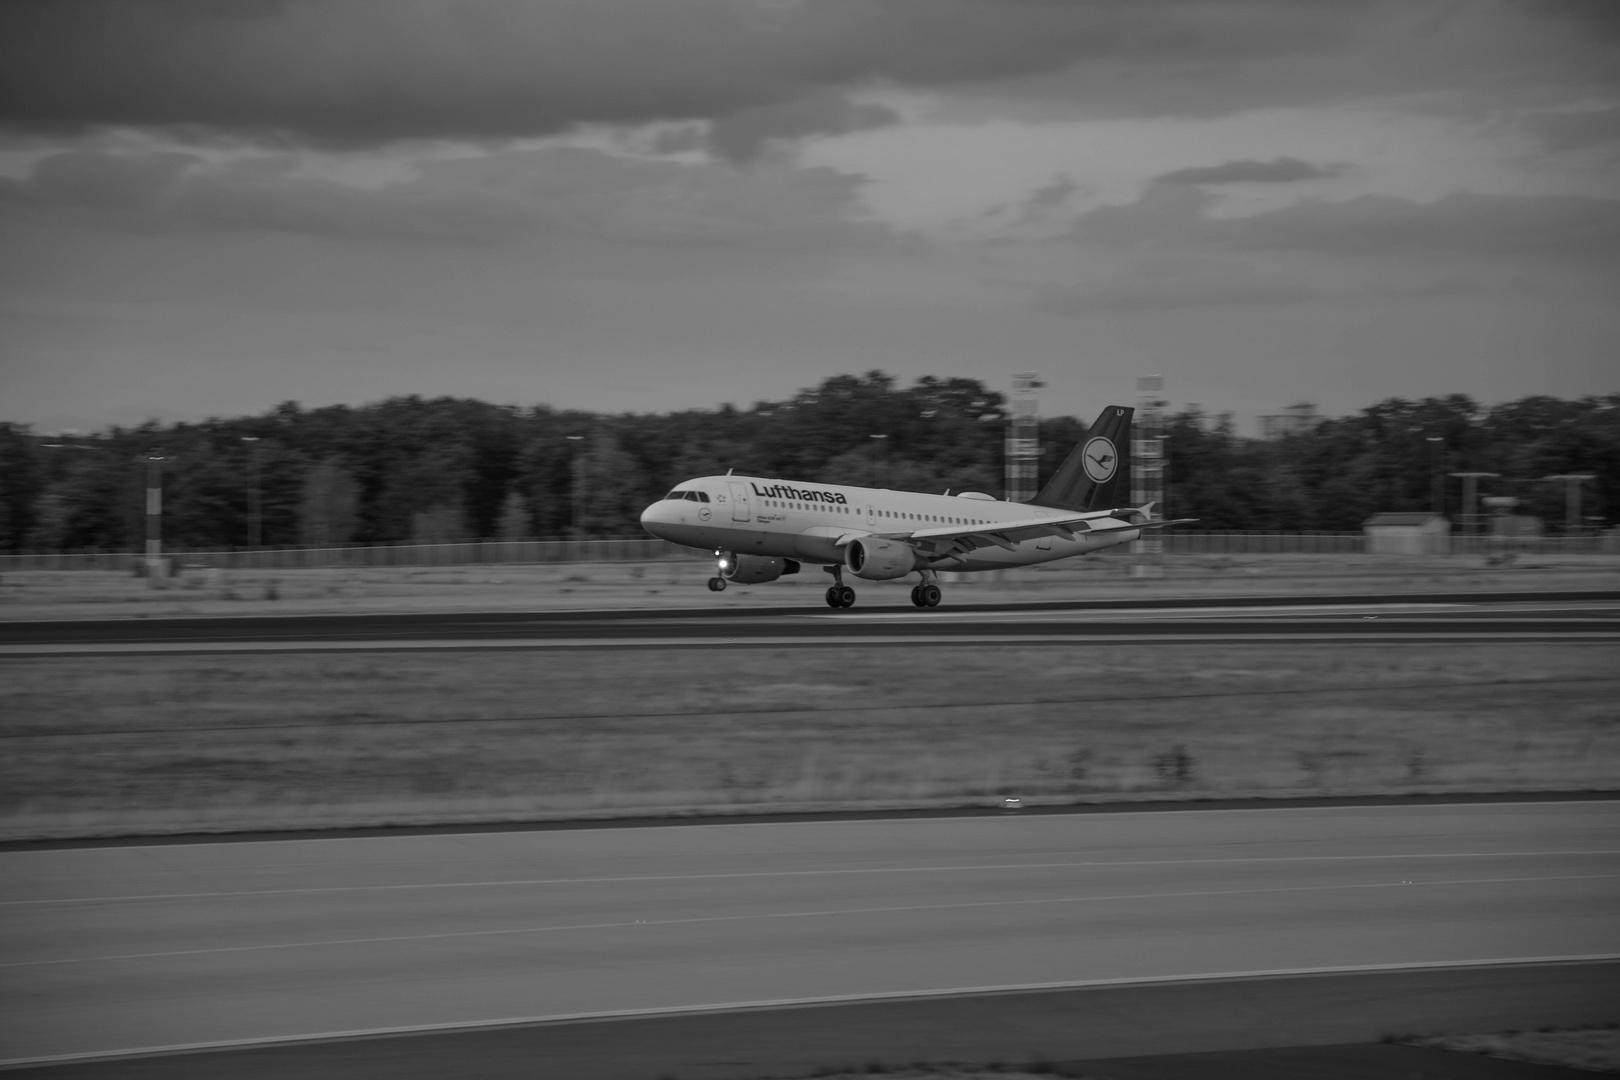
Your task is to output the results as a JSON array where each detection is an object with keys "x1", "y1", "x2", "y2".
[
  {"x1": 837, "y1": 585, "x2": 856, "y2": 608},
  {"x1": 708, "y1": 577, "x2": 726, "y2": 592},
  {"x1": 920, "y1": 583, "x2": 942, "y2": 608},
  {"x1": 825, "y1": 586, "x2": 842, "y2": 608},
  {"x1": 910, "y1": 585, "x2": 927, "y2": 608}
]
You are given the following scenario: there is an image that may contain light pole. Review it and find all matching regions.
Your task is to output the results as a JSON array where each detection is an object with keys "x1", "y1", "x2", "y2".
[
  {"x1": 1543, "y1": 474, "x2": 1596, "y2": 536},
  {"x1": 241, "y1": 436, "x2": 261, "y2": 548},
  {"x1": 565, "y1": 435, "x2": 585, "y2": 540},
  {"x1": 1449, "y1": 472, "x2": 1499, "y2": 537},
  {"x1": 869, "y1": 433, "x2": 887, "y2": 487},
  {"x1": 1425, "y1": 437, "x2": 1443, "y2": 516}
]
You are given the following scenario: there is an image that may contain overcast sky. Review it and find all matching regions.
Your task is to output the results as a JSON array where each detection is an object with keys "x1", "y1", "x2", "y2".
[{"x1": 2, "y1": 0, "x2": 1617, "y2": 434}]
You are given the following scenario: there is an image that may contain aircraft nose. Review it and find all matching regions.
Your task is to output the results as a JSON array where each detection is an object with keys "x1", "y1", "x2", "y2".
[{"x1": 640, "y1": 500, "x2": 671, "y2": 536}]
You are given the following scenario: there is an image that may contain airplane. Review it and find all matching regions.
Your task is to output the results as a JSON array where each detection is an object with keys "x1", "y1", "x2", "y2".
[{"x1": 638, "y1": 405, "x2": 1195, "y2": 608}]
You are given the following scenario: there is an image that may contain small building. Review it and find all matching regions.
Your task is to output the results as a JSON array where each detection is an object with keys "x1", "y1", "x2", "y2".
[
  {"x1": 1259, "y1": 403, "x2": 1320, "y2": 440},
  {"x1": 1491, "y1": 514, "x2": 1543, "y2": 539},
  {"x1": 1363, "y1": 512, "x2": 1451, "y2": 555}
]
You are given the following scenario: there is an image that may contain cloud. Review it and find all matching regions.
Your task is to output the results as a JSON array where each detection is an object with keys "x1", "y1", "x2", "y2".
[
  {"x1": 0, "y1": 0, "x2": 1394, "y2": 147},
  {"x1": 1157, "y1": 157, "x2": 1345, "y2": 185},
  {"x1": 1025, "y1": 181, "x2": 1620, "y2": 313},
  {"x1": 0, "y1": 141, "x2": 891, "y2": 251},
  {"x1": 1069, "y1": 179, "x2": 1620, "y2": 263},
  {"x1": 1525, "y1": 0, "x2": 1620, "y2": 40},
  {"x1": 1232, "y1": 191, "x2": 1620, "y2": 261},
  {"x1": 1034, "y1": 258, "x2": 1325, "y2": 313},
  {"x1": 1524, "y1": 106, "x2": 1620, "y2": 151},
  {"x1": 706, "y1": 91, "x2": 901, "y2": 164},
  {"x1": 2, "y1": 149, "x2": 200, "y2": 209}
]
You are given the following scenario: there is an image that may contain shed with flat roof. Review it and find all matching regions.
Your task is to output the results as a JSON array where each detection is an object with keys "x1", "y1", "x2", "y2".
[{"x1": 1363, "y1": 512, "x2": 1450, "y2": 554}]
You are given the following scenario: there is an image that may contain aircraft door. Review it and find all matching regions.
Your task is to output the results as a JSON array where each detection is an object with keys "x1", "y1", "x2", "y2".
[{"x1": 727, "y1": 481, "x2": 751, "y2": 522}]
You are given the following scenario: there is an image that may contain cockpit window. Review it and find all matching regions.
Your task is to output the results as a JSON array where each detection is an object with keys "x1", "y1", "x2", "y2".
[
  {"x1": 665, "y1": 489, "x2": 689, "y2": 500},
  {"x1": 697, "y1": 492, "x2": 710, "y2": 503},
  {"x1": 684, "y1": 491, "x2": 701, "y2": 501}
]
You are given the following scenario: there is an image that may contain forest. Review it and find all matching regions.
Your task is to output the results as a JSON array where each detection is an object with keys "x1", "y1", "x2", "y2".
[{"x1": 0, "y1": 372, "x2": 1615, "y2": 553}]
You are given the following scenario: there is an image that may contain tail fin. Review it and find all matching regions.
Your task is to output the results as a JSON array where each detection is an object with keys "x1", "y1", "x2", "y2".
[{"x1": 1030, "y1": 405, "x2": 1133, "y2": 512}]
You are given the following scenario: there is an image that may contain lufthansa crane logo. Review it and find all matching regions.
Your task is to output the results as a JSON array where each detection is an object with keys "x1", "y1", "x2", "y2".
[{"x1": 1082, "y1": 436, "x2": 1118, "y2": 483}]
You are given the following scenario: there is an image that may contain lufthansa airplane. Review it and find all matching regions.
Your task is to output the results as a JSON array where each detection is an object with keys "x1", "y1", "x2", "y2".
[{"x1": 639, "y1": 405, "x2": 1193, "y2": 608}]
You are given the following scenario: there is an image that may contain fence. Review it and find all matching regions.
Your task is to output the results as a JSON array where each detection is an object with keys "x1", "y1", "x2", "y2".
[
  {"x1": 0, "y1": 537, "x2": 704, "y2": 572},
  {"x1": 1162, "y1": 532, "x2": 1364, "y2": 555},
  {"x1": 2, "y1": 531, "x2": 1615, "y2": 572}
]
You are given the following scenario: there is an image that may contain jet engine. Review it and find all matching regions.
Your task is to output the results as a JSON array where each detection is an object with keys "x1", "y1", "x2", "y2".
[
  {"x1": 844, "y1": 538, "x2": 922, "y2": 581},
  {"x1": 717, "y1": 552, "x2": 799, "y2": 584}
]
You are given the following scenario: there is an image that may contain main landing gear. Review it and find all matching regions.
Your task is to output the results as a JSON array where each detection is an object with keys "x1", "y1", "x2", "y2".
[
  {"x1": 823, "y1": 565, "x2": 856, "y2": 609},
  {"x1": 910, "y1": 573, "x2": 942, "y2": 608},
  {"x1": 707, "y1": 576, "x2": 726, "y2": 592}
]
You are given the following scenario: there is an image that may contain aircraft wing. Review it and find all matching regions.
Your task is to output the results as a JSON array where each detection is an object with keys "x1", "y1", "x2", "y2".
[{"x1": 860, "y1": 509, "x2": 1199, "y2": 559}]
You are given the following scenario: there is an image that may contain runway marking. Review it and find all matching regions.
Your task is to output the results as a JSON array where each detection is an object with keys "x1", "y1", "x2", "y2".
[
  {"x1": 820, "y1": 603, "x2": 1478, "y2": 621},
  {"x1": 3, "y1": 796, "x2": 1614, "y2": 851},
  {"x1": 6, "y1": 872, "x2": 1618, "y2": 969},
  {"x1": 6, "y1": 952, "x2": 1618, "y2": 1070},
  {"x1": 7, "y1": 850, "x2": 1619, "y2": 906},
  {"x1": 4, "y1": 632, "x2": 1618, "y2": 656}
]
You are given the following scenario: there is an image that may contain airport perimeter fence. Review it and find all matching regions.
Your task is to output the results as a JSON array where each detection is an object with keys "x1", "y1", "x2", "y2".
[{"x1": 2, "y1": 531, "x2": 1615, "y2": 573}]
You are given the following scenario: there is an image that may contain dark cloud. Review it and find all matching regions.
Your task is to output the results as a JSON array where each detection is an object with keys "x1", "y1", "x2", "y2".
[
  {"x1": 706, "y1": 91, "x2": 901, "y2": 164},
  {"x1": 1, "y1": 143, "x2": 889, "y2": 250},
  {"x1": 1157, "y1": 157, "x2": 1345, "y2": 185},
  {"x1": 2, "y1": 150, "x2": 535, "y2": 241},
  {"x1": 0, "y1": 0, "x2": 1384, "y2": 147}
]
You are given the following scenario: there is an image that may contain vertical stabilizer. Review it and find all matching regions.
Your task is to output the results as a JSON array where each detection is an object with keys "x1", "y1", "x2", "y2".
[{"x1": 1030, "y1": 406, "x2": 1134, "y2": 512}]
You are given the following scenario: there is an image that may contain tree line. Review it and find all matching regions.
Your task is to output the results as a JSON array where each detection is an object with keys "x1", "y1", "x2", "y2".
[{"x1": 0, "y1": 374, "x2": 1614, "y2": 553}]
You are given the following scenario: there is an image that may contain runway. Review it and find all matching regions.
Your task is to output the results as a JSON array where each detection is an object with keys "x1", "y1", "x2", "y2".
[
  {"x1": 3, "y1": 801, "x2": 1618, "y2": 1073},
  {"x1": 3, "y1": 589, "x2": 1618, "y2": 654}
]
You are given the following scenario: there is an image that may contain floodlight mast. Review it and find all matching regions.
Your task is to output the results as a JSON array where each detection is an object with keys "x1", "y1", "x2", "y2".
[
  {"x1": 1132, "y1": 375, "x2": 1166, "y2": 578},
  {"x1": 1005, "y1": 371, "x2": 1042, "y2": 503},
  {"x1": 145, "y1": 451, "x2": 165, "y2": 587},
  {"x1": 1448, "y1": 472, "x2": 1499, "y2": 536},
  {"x1": 1543, "y1": 474, "x2": 1596, "y2": 536}
]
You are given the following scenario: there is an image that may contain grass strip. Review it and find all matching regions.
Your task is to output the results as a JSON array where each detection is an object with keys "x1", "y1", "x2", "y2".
[{"x1": 2, "y1": 642, "x2": 1616, "y2": 840}]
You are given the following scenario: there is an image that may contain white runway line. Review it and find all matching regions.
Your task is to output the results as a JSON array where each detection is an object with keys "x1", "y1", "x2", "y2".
[
  {"x1": 5, "y1": 632, "x2": 1619, "y2": 655},
  {"x1": 820, "y1": 603, "x2": 1476, "y2": 621},
  {"x1": 8, "y1": 872, "x2": 1619, "y2": 970},
  {"x1": 8, "y1": 849, "x2": 1618, "y2": 907}
]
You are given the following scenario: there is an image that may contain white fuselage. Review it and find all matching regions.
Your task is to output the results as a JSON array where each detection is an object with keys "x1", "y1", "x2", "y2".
[{"x1": 639, "y1": 474, "x2": 1140, "y2": 571}]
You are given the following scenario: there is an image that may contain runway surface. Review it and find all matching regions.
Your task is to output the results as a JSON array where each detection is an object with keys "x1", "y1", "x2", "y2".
[
  {"x1": 4, "y1": 800, "x2": 1618, "y2": 1071},
  {"x1": 3, "y1": 590, "x2": 1618, "y2": 653}
]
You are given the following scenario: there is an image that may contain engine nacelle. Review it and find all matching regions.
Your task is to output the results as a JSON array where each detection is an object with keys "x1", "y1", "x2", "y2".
[
  {"x1": 717, "y1": 552, "x2": 799, "y2": 584},
  {"x1": 844, "y1": 538, "x2": 922, "y2": 581}
]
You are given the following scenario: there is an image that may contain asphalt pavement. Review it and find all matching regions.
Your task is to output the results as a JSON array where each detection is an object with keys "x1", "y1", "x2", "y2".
[{"x1": 4, "y1": 801, "x2": 1617, "y2": 1076}]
